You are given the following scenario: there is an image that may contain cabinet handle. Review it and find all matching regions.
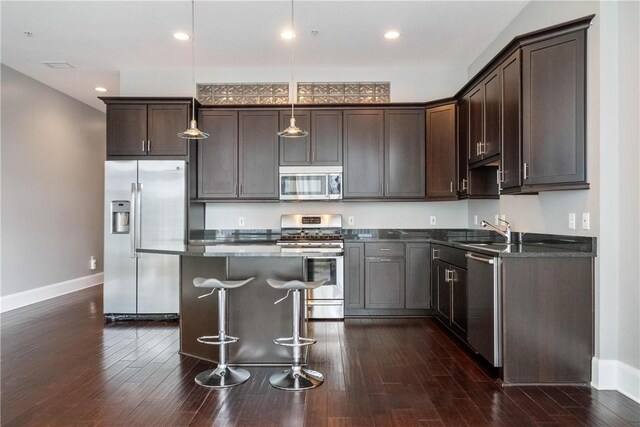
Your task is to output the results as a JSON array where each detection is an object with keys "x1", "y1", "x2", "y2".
[
  {"x1": 465, "y1": 252, "x2": 495, "y2": 264},
  {"x1": 311, "y1": 150, "x2": 315, "y2": 163},
  {"x1": 461, "y1": 178, "x2": 468, "y2": 191},
  {"x1": 448, "y1": 269, "x2": 455, "y2": 282},
  {"x1": 476, "y1": 141, "x2": 481, "y2": 156},
  {"x1": 496, "y1": 169, "x2": 502, "y2": 191},
  {"x1": 386, "y1": 183, "x2": 389, "y2": 195},
  {"x1": 379, "y1": 248, "x2": 391, "y2": 252},
  {"x1": 141, "y1": 140, "x2": 146, "y2": 152},
  {"x1": 147, "y1": 140, "x2": 151, "y2": 152},
  {"x1": 450, "y1": 181, "x2": 454, "y2": 193},
  {"x1": 523, "y1": 162, "x2": 529, "y2": 180},
  {"x1": 433, "y1": 249, "x2": 440, "y2": 259},
  {"x1": 444, "y1": 268, "x2": 451, "y2": 283},
  {"x1": 239, "y1": 184, "x2": 243, "y2": 195},
  {"x1": 235, "y1": 184, "x2": 238, "y2": 195},
  {"x1": 481, "y1": 141, "x2": 486, "y2": 155},
  {"x1": 379, "y1": 258, "x2": 392, "y2": 262}
]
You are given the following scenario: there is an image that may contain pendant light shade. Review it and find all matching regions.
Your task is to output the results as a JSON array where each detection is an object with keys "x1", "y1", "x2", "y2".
[
  {"x1": 178, "y1": 0, "x2": 209, "y2": 140},
  {"x1": 278, "y1": 117, "x2": 308, "y2": 138},
  {"x1": 278, "y1": 0, "x2": 308, "y2": 139}
]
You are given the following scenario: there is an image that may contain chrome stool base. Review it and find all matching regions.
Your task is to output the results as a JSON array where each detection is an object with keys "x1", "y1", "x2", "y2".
[
  {"x1": 269, "y1": 366, "x2": 324, "y2": 391},
  {"x1": 195, "y1": 366, "x2": 251, "y2": 388}
]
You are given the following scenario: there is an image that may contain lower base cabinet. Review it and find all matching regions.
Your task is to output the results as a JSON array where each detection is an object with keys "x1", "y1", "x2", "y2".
[
  {"x1": 432, "y1": 246, "x2": 468, "y2": 339},
  {"x1": 345, "y1": 241, "x2": 431, "y2": 315}
]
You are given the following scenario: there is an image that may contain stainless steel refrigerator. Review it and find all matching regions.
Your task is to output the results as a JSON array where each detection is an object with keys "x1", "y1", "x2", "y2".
[{"x1": 104, "y1": 160, "x2": 186, "y2": 319}]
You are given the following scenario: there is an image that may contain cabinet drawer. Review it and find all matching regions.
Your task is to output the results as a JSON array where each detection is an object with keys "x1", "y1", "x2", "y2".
[
  {"x1": 365, "y1": 242, "x2": 405, "y2": 257},
  {"x1": 432, "y1": 244, "x2": 466, "y2": 269}
]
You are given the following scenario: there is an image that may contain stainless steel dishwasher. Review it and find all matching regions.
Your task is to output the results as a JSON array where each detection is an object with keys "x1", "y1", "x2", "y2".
[{"x1": 465, "y1": 252, "x2": 502, "y2": 367}]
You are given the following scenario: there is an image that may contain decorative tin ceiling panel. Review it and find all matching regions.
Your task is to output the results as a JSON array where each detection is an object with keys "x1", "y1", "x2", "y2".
[{"x1": 297, "y1": 82, "x2": 390, "y2": 104}]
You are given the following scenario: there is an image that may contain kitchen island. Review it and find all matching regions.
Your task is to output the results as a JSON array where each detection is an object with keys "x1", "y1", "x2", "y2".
[{"x1": 138, "y1": 241, "x2": 328, "y2": 365}]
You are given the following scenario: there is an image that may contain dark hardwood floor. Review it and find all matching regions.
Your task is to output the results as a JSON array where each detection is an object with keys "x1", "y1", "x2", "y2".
[{"x1": 2, "y1": 285, "x2": 639, "y2": 426}]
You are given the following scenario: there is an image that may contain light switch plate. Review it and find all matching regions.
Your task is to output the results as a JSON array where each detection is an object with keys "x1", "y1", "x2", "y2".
[
  {"x1": 239, "y1": 217, "x2": 246, "y2": 226},
  {"x1": 569, "y1": 213, "x2": 576, "y2": 229},
  {"x1": 430, "y1": 216, "x2": 437, "y2": 226},
  {"x1": 348, "y1": 216, "x2": 355, "y2": 225},
  {"x1": 474, "y1": 215, "x2": 478, "y2": 225},
  {"x1": 582, "y1": 213, "x2": 590, "y2": 230}
]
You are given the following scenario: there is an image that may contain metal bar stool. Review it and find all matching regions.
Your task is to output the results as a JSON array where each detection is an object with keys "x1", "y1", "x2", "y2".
[
  {"x1": 266, "y1": 278, "x2": 328, "y2": 391},
  {"x1": 193, "y1": 276, "x2": 255, "y2": 388}
]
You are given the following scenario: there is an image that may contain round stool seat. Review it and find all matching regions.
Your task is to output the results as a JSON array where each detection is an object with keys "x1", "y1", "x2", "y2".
[
  {"x1": 193, "y1": 277, "x2": 255, "y2": 289},
  {"x1": 266, "y1": 279, "x2": 327, "y2": 290}
]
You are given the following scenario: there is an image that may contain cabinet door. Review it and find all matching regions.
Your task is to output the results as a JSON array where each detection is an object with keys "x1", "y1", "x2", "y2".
[
  {"x1": 343, "y1": 110, "x2": 384, "y2": 198},
  {"x1": 501, "y1": 51, "x2": 522, "y2": 190},
  {"x1": 279, "y1": 110, "x2": 311, "y2": 165},
  {"x1": 106, "y1": 104, "x2": 147, "y2": 156},
  {"x1": 451, "y1": 266, "x2": 468, "y2": 338},
  {"x1": 238, "y1": 111, "x2": 279, "y2": 199},
  {"x1": 365, "y1": 258, "x2": 405, "y2": 309},
  {"x1": 482, "y1": 70, "x2": 501, "y2": 159},
  {"x1": 522, "y1": 31, "x2": 586, "y2": 185},
  {"x1": 434, "y1": 261, "x2": 451, "y2": 323},
  {"x1": 311, "y1": 110, "x2": 343, "y2": 165},
  {"x1": 457, "y1": 98, "x2": 469, "y2": 196},
  {"x1": 385, "y1": 109, "x2": 425, "y2": 198},
  {"x1": 198, "y1": 111, "x2": 238, "y2": 199},
  {"x1": 406, "y1": 243, "x2": 431, "y2": 309},
  {"x1": 426, "y1": 104, "x2": 457, "y2": 199},
  {"x1": 345, "y1": 243, "x2": 365, "y2": 309},
  {"x1": 468, "y1": 85, "x2": 484, "y2": 164},
  {"x1": 147, "y1": 104, "x2": 189, "y2": 156}
]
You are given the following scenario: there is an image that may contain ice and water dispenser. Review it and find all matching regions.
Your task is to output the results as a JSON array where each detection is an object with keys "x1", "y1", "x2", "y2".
[{"x1": 111, "y1": 201, "x2": 130, "y2": 234}]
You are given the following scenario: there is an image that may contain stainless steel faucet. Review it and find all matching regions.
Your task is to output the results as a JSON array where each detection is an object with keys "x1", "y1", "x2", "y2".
[{"x1": 481, "y1": 218, "x2": 512, "y2": 243}]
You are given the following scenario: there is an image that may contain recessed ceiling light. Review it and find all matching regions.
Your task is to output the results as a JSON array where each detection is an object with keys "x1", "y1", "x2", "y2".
[
  {"x1": 280, "y1": 30, "x2": 295, "y2": 39},
  {"x1": 173, "y1": 32, "x2": 190, "y2": 41},
  {"x1": 384, "y1": 31, "x2": 400, "y2": 39},
  {"x1": 95, "y1": 87, "x2": 108, "y2": 93}
]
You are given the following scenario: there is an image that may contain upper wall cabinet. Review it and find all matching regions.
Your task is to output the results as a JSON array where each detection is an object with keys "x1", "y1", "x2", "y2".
[
  {"x1": 500, "y1": 50, "x2": 522, "y2": 191},
  {"x1": 457, "y1": 99, "x2": 469, "y2": 197},
  {"x1": 426, "y1": 104, "x2": 457, "y2": 200},
  {"x1": 343, "y1": 109, "x2": 425, "y2": 199},
  {"x1": 279, "y1": 110, "x2": 343, "y2": 166},
  {"x1": 104, "y1": 100, "x2": 190, "y2": 158},
  {"x1": 198, "y1": 110, "x2": 238, "y2": 199},
  {"x1": 467, "y1": 68, "x2": 500, "y2": 166},
  {"x1": 239, "y1": 110, "x2": 279, "y2": 199},
  {"x1": 521, "y1": 30, "x2": 587, "y2": 189}
]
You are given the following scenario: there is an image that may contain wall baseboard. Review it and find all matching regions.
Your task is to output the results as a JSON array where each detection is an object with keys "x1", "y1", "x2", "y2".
[
  {"x1": 592, "y1": 357, "x2": 640, "y2": 403},
  {"x1": 0, "y1": 273, "x2": 103, "y2": 313}
]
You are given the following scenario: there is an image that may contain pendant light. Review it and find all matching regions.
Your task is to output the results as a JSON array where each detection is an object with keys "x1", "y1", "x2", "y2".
[
  {"x1": 278, "y1": 0, "x2": 308, "y2": 138},
  {"x1": 178, "y1": 0, "x2": 209, "y2": 140}
]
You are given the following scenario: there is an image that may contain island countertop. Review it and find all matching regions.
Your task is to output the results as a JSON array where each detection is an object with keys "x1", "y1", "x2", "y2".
[{"x1": 137, "y1": 242, "x2": 339, "y2": 257}]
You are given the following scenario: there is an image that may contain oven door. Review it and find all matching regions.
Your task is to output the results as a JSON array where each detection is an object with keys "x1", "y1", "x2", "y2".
[
  {"x1": 280, "y1": 174, "x2": 329, "y2": 200},
  {"x1": 306, "y1": 256, "x2": 344, "y2": 319}
]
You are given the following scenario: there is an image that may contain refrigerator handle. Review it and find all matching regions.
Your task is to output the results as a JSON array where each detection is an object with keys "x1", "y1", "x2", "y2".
[
  {"x1": 135, "y1": 183, "x2": 142, "y2": 256},
  {"x1": 130, "y1": 183, "x2": 137, "y2": 258}
]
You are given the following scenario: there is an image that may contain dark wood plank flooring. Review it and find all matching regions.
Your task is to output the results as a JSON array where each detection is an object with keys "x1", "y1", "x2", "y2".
[{"x1": 2, "y1": 285, "x2": 639, "y2": 426}]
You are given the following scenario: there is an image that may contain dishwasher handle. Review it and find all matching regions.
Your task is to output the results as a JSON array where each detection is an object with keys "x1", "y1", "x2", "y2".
[{"x1": 465, "y1": 252, "x2": 495, "y2": 264}]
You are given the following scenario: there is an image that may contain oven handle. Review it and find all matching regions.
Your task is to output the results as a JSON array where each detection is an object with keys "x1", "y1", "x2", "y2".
[{"x1": 307, "y1": 301, "x2": 343, "y2": 306}]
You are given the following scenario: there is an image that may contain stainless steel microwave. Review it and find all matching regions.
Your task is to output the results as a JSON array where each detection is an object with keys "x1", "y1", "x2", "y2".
[{"x1": 279, "y1": 166, "x2": 342, "y2": 200}]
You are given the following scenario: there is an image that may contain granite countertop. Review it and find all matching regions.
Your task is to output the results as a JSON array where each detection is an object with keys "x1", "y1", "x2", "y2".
[
  {"x1": 138, "y1": 228, "x2": 596, "y2": 258},
  {"x1": 342, "y1": 229, "x2": 597, "y2": 258}
]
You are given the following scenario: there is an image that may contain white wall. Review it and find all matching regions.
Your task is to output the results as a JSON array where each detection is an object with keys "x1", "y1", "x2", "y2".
[
  {"x1": 120, "y1": 64, "x2": 466, "y2": 104},
  {"x1": 0, "y1": 65, "x2": 106, "y2": 301},
  {"x1": 205, "y1": 201, "x2": 468, "y2": 230}
]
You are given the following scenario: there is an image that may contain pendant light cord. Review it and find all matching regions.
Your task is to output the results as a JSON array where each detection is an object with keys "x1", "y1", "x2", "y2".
[
  {"x1": 191, "y1": 0, "x2": 196, "y2": 121},
  {"x1": 290, "y1": 0, "x2": 295, "y2": 118}
]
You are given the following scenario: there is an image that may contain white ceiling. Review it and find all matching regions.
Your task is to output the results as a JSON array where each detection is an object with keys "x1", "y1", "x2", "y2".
[{"x1": 1, "y1": 1, "x2": 529, "y2": 111}]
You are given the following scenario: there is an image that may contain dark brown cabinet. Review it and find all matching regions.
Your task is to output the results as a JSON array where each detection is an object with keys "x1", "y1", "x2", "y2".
[
  {"x1": 468, "y1": 86, "x2": 484, "y2": 164},
  {"x1": 482, "y1": 69, "x2": 501, "y2": 160},
  {"x1": 344, "y1": 243, "x2": 365, "y2": 309},
  {"x1": 238, "y1": 111, "x2": 279, "y2": 199},
  {"x1": 197, "y1": 111, "x2": 238, "y2": 199},
  {"x1": 432, "y1": 246, "x2": 468, "y2": 338},
  {"x1": 385, "y1": 110, "x2": 425, "y2": 198},
  {"x1": 522, "y1": 31, "x2": 586, "y2": 187},
  {"x1": 500, "y1": 50, "x2": 522, "y2": 191},
  {"x1": 280, "y1": 110, "x2": 343, "y2": 166},
  {"x1": 365, "y1": 257, "x2": 405, "y2": 309},
  {"x1": 343, "y1": 110, "x2": 385, "y2": 198},
  {"x1": 106, "y1": 103, "x2": 189, "y2": 158},
  {"x1": 457, "y1": 99, "x2": 469, "y2": 197},
  {"x1": 426, "y1": 104, "x2": 457, "y2": 200},
  {"x1": 406, "y1": 243, "x2": 431, "y2": 309}
]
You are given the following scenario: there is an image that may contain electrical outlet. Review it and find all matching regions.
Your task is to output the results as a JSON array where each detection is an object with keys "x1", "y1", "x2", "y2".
[
  {"x1": 348, "y1": 216, "x2": 355, "y2": 226},
  {"x1": 494, "y1": 214, "x2": 500, "y2": 226},
  {"x1": 474, "y1": 215, "x2": 478, "y2": 225},
  {"x1": 430, "y1": 216, "x2": 437, "y2": 226},
  {"x1": 568, "y1": 213, "x2": 576, "y2": 230},
  {"x1": 90, "y1": 256, "x2": 97, "y2": 270},
  {"x1": 500, "y1": 214, "x2": 506, "y2": 222},
  {"x1": 582, "y1": 213, "x2": 590, "y2": 230},
  {"x1": 239, "y1": 217, "x2": 246, "y2": 226}
]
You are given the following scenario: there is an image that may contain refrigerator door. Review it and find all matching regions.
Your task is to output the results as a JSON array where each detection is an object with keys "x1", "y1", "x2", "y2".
[
  {"x1": 104, "y1": 161, "x2": 138, "y2": 314},
  {"x1": 136, "y1": 161, "x2": 185, "y2": 314}
]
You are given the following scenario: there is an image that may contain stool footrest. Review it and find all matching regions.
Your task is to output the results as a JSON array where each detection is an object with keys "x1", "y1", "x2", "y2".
[
  {"x1": 273, "y1": 337, "x2": 316, "y2": 347},
  {"x1": 197, "y1": 335, "x2": 239, "y2": 345}
]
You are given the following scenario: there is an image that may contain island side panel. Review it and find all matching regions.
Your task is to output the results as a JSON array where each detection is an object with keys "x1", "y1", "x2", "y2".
[
  {"x1": 502, "y1": 257, "x2": 594, "y2": 384},
  {"x1": 227, "y1": 257, "x2": 305, "y2": 364},
  {"x1": 180, "y1": 256, "x2": 227, "y2": 362}
]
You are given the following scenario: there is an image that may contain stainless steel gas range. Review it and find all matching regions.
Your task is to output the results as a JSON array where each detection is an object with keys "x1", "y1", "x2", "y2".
[{"x1": 277, "y1": 214, "x2": 344, "y2": 320}]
